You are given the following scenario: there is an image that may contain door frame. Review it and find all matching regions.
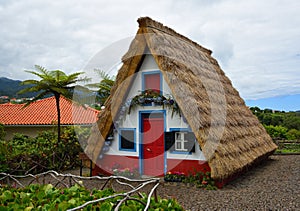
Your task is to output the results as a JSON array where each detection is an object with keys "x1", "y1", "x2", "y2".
[{"x1": 139, "y1": 110, "x2": 166, "y2": 176}]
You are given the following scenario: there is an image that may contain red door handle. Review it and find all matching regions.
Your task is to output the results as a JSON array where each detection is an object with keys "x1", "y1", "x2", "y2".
[{"x1": 146, "y1": 148, "x2": 151, "y2": 152}]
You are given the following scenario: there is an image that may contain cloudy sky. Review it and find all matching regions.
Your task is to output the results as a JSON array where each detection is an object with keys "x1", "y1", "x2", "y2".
[{"x1": 0, "y1": 0, "x2": 299, "y2": 102}]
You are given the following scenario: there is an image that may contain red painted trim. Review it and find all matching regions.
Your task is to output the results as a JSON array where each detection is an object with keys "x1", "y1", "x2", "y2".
[
  {"x1": 93, "y1": 154, "x2": 211, "y2": 178},
  {"x1": 93, "y1": 156, "x2": 242, "y2": 188},
  {"x1": 92, "y1": 154, "x2": 139, "y2": 176},
  {"x1": 166, "y1": 159, "x2": 210, "y2": 174}
]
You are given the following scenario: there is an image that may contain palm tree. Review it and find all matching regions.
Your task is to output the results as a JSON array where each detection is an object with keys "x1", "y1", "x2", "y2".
[
  {"x1": 18, "y1": 65, "x2": 90, "y2": 144},
  {"x1": 86, "y1": 69, "x2": 115, "y2": 105}
]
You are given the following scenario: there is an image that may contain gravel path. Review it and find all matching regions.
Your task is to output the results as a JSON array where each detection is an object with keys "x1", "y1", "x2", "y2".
[{"x1": 157, "y1": 155, "x2": 299, "y2": 211}]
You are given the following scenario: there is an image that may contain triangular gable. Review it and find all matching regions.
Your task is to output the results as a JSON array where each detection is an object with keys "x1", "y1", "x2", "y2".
[{"x1": 85, "y1": 17, "x2": 277, "y2": 180}]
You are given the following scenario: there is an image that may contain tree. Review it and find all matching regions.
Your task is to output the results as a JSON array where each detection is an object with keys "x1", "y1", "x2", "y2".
[
  {"x1": 86, "y1": 69, "x2": 115, "y2": 105},
  {"x1": 264, "y1": 125, "x2": 288, "y2": 140},
  {"x1": 18, "y1": 65, "x2": 90, "y2": 144},
  {"x1": 250, "y1": 106, "x2": 261, "y2": 114},
  {"x1": 262, "y1": 113, "x2": 272, "y2": 125},
  {"x1": 286, "y1": 129, "x2": 300, "y2": 140},
  {"x1": 283, "y1": 113, "x2": 300, "y2": 130},
  {"x1": 270, "y1": 114, "x2": 283, "y2": 126}
]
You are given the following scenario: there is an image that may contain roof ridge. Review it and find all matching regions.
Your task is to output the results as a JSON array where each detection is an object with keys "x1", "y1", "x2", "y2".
[
  {"x1": 0, "y1": 96, "x2": 99, "y2": 112},
  {"x1": 137, "y1": 16, "x2": 212, "y2": 55},
  {"x1": 59, "y1": 95, "x2": 100, "y2": 112},
  {"x1": 25, "y1": 95, "x2": 55, "y2": 104}
]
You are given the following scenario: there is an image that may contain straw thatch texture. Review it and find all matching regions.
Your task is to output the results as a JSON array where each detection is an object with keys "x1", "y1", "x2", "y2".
[
  {"x1": 85, "y1": 17, "x2": 277, "y2": 180},
  {"x1": 84, "y1": 29, "x2": 147, "y2": 162}
]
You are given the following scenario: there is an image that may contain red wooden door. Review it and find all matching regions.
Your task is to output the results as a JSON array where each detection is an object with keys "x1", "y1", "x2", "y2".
[{"x1": 142, "y1": 116, "x2": 164, "y2": 176}]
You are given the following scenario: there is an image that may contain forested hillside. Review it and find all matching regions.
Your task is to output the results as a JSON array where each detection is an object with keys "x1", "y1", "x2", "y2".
[
  {"x1": 0, "y1": 77, "x2": 35, "y2": 98},
  {"x1": 250, "y1": 107, "x2": 300, "y2": 140}
]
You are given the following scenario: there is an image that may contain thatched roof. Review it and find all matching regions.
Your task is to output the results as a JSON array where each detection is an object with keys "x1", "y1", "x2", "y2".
[{"x1": 85, "y1": 17, "x2": 277, "y2": 180}]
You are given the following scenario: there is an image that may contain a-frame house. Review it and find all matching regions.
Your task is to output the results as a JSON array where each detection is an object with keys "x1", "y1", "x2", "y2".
[{"x1": 85, "y1": 17, "x2": 277, "y2": 181}]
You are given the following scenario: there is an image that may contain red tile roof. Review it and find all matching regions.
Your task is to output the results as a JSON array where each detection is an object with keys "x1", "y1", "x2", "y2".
[{"x1": 0, "y1": 96, "x2": 100, "y2": 125}]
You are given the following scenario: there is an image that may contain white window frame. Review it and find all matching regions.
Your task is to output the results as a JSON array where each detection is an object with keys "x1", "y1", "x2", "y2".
[{"x1": 175, "y1": 132, "x2": 188, "y2": 151}]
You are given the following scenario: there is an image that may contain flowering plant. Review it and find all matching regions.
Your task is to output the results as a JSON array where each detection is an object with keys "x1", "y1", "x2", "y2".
[
  {"x1": 164, "y1": 170, "x2": 217, "y2": 190},
  {"x1": 164, "y1": 171, "x2": 185, "y2": 182},
  {"x1": 129, "y1": 89, "x2": 180, "y2": 116},
  {"x1": 111, "y1": 163, "x2": 140, "y2": 179},
  {"x1": 185, "y1": 171, "x2": 217, "y2": 190},
  {"x1": 113, "y1": 89, "x2": 182, "y2": 129}
]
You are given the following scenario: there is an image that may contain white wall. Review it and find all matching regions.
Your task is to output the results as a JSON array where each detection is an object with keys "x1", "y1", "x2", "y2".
[
  {"x1": 4, "y1": 125, "x2": 56, "y2": 140},
  {"x1": 4, "y1": 125, "x2": 92, "y2": 141},
  {"x1": 105, "y1": 54, "x2": 206, "y2": 161}
]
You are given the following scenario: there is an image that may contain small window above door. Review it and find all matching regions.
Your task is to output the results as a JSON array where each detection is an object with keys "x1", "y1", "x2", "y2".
[{"x1": 142, "y1": 71, "x2": 162, "y2": 94}]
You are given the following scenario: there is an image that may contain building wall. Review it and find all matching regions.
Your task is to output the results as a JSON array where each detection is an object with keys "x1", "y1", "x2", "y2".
[
  {"x1": 101, "y1": 55, "x2": 206, "y2": 174},
  {"x1": 4, "y1": 125, "x2": 57, "y2": 140},
  {"x1": 4, "y1": 125, "x2": 91, "y2": 140}
]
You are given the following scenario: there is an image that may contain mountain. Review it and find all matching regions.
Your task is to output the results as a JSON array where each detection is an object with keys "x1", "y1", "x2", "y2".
[{"x1": 0, "y1": 77, "x2": 36, "y2": 98}]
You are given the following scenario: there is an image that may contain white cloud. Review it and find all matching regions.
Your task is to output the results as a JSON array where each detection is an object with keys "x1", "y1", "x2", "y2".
[{"x1": 0, "y1": 0, "x2": 299, "y2": 100}]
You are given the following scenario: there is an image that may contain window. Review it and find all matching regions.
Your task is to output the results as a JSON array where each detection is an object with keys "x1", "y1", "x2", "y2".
[
  {"x1": 165, "y1": 130, "x2": 195, "y2": 153},
  {"x1": 119, "y1": 129, "x2": 136, "y2": 151},
  {"x1": 142, "y1": 71, "x2": 161, "y2": 94},
  {"x1": 175, "y1": 132, "x2": 188, "y2": 151}
]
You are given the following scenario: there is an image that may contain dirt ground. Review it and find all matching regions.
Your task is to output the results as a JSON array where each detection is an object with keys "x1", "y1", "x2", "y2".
[{"x1": 158, "y1": 155, "x2": 300, "y2": 210}]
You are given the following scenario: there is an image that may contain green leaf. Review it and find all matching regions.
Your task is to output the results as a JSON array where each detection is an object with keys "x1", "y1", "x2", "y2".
[
  {"x1": 99, "y1": 201, "x2": 113, "y2": 211},
  {"x1": 68, "y1": 198, "x2": 76, "y2": 205},
  {"x1": 68, "y1": 185, "x2": 79, "y2": 192},
  {"x1": 121, "y1": 205, "x2": 133, "y2": 211},
  {"x1": 43, "y1": 184, "x2": 53, "y2": 192},
  {"x1": 58, "y1": 201, "x2": 70, "y2": 210},
  {"x1": 24, "y1": 206, "x2": 34, "y2": 211},
  {"x1": 1, "y1": 190, "x2": 13, "y2": 201},
  {"x1": 0, "y1": 206, "x2": 8, "y2": 211},
  {"x1": 59, "y1": 194, "x2": 66, "y2": 201}
]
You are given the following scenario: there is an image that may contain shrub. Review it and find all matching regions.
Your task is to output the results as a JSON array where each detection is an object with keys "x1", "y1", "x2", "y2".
[
  {"x1": 264, "y1": 125, "x2": 288, "y2": 140},
  {"x1": 0, "y1": 184, "x2": 184, "y2": 210},
  {"x1": 286, "y1": 129, "x2": 300, "y2": 140},
  {"x1": 1, "y1": 126, "x2": 90, "y2": 174},
  {"x1": 164, "y1": 170, "x2": 217, "y2": 190},
  {"x1": 0, "y1": 123, "x2": 5, "y2": 141},
  {"x1": 0, "y1": 141, "x2": 8, "y2": 172}
]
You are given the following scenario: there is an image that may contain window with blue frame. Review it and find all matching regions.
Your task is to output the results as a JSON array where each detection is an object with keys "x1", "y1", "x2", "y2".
[
  {"x1": 119, "y1": 128, "x2": 136, "y2": 151},
  {"x1": 165, "y1": 129, "x2": 196, "y2": 153},
  {"x1": 142, "y1": 71, "x2": 162, "y2": 94}
]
